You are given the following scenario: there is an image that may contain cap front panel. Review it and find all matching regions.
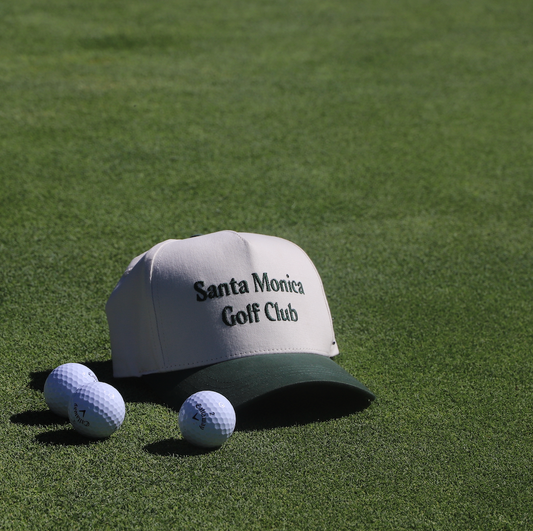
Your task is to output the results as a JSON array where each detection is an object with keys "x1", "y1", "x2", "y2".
[{"x1": 150, "y1": 232, "x2": 337, "y2": 372}]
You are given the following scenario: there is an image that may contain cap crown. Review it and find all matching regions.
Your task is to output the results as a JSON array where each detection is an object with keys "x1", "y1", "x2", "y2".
[{"x1": 106, "y1": 231, "x2": 339, "y2": 377}]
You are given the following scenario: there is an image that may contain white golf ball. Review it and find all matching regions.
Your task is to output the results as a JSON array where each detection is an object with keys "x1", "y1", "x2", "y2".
[
  {"x1": 178, "y1": 391, "x2": 236, "y2": 448},
  {"x1": 44, "y1": 363, "x2": 98, "y2": 418},
  {"x1": 68, "y1": 381, "x2": 126, "y2": 439}
]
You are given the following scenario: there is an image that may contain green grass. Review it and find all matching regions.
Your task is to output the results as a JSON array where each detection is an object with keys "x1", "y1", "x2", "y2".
[{"x1": 1, "y1": 0, "x2": 533, "y2": 528}]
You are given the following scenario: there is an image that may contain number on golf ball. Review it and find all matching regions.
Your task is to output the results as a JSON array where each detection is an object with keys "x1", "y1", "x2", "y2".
[
  {"x1": 44, "y1": 363, "x2": 98, "y2": 418},
  {"x1": 68, "y1": 381, "x2": 126, "y2": 439},
  {"x1": 178, "y1": 391, "x2": 236, "y2": 448}
]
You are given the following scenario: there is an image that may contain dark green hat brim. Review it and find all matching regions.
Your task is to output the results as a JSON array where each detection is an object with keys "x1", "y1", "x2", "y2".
[{"x1": 142, "y1": 353, "x2": 375, "y2": 412}]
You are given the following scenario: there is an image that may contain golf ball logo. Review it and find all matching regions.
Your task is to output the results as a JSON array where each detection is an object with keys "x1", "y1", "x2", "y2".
[
  {"x1": 193, "y1": 403, "x2": 214, "y2": 430},
  {"x1": 71, "y1": 402, "x2": 90, "y2": 427}
]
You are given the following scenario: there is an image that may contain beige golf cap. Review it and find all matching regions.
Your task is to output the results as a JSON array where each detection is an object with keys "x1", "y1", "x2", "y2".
[{"x1": 106, "y1": 231, "x2": 375, "y2": 411}]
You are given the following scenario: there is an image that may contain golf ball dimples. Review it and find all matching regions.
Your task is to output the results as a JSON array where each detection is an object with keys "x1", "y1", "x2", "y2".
[
  {"x1": 179, "y1": 391, "x2": 236, "y2": 448},
  {"x1": 44, "y1": 363, "x2": 98, "y2": 417},
  {"x1": 68, "y1": 382, "x2": 125, "y2": 439}
]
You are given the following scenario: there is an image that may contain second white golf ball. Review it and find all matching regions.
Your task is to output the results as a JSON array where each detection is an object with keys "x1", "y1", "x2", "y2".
[
  {"x1": 44, "y1": 363, "x2": 98, "y2": 418},
  {"x1": 178, "y1": 391, "x2": 236, "y2": 448},
  {"x1": 68, "y1": 381, "x2": 126, "y2": 439}
]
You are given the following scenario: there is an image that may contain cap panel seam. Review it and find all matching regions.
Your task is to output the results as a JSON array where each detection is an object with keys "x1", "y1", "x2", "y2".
[
  {"x1": 148, "y1": 239, "x2": 177, "y2": 370},
  {"x1": 278, "y1": 238, "x2": 338, "y2": 349}
]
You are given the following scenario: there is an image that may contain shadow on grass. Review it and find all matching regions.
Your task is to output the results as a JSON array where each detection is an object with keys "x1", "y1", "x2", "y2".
[
  {"x1": 10, "y1": 410, "x2": 69, "y2": 427},
  {"x1": 35, "y1": 428, "x2": 101, "y2": 447},
  {"x1": 144, "y1": 438, "x2": 217, "y2": 457},
  {"x1": 235, "y1": 385, "x2": 372, "y2": 432},
  {"x1": 11, "y1": 407, "x2": 110, "y2": 447}
]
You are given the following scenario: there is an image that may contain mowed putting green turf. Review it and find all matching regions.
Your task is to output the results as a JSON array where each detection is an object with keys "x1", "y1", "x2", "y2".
[{"x1": 1, "y1": 0, "x2": 532, "y2": 528}]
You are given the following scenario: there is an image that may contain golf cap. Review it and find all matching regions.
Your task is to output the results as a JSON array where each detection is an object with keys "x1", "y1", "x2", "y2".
[{"x1": 106, "y1": 231, "x2": 375, "y2": 411}]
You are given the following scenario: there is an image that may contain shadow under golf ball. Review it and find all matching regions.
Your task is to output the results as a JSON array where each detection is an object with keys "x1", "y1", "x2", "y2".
[
  {"x1": 10, "y1": 410, "x2": 70, "y2": 427},
  {"x1": 144, "y1": 438, "x2": 219, "y2": 457},
  {"x1": 35, "y1": 428, "x2": 104, "y2": 446}
]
